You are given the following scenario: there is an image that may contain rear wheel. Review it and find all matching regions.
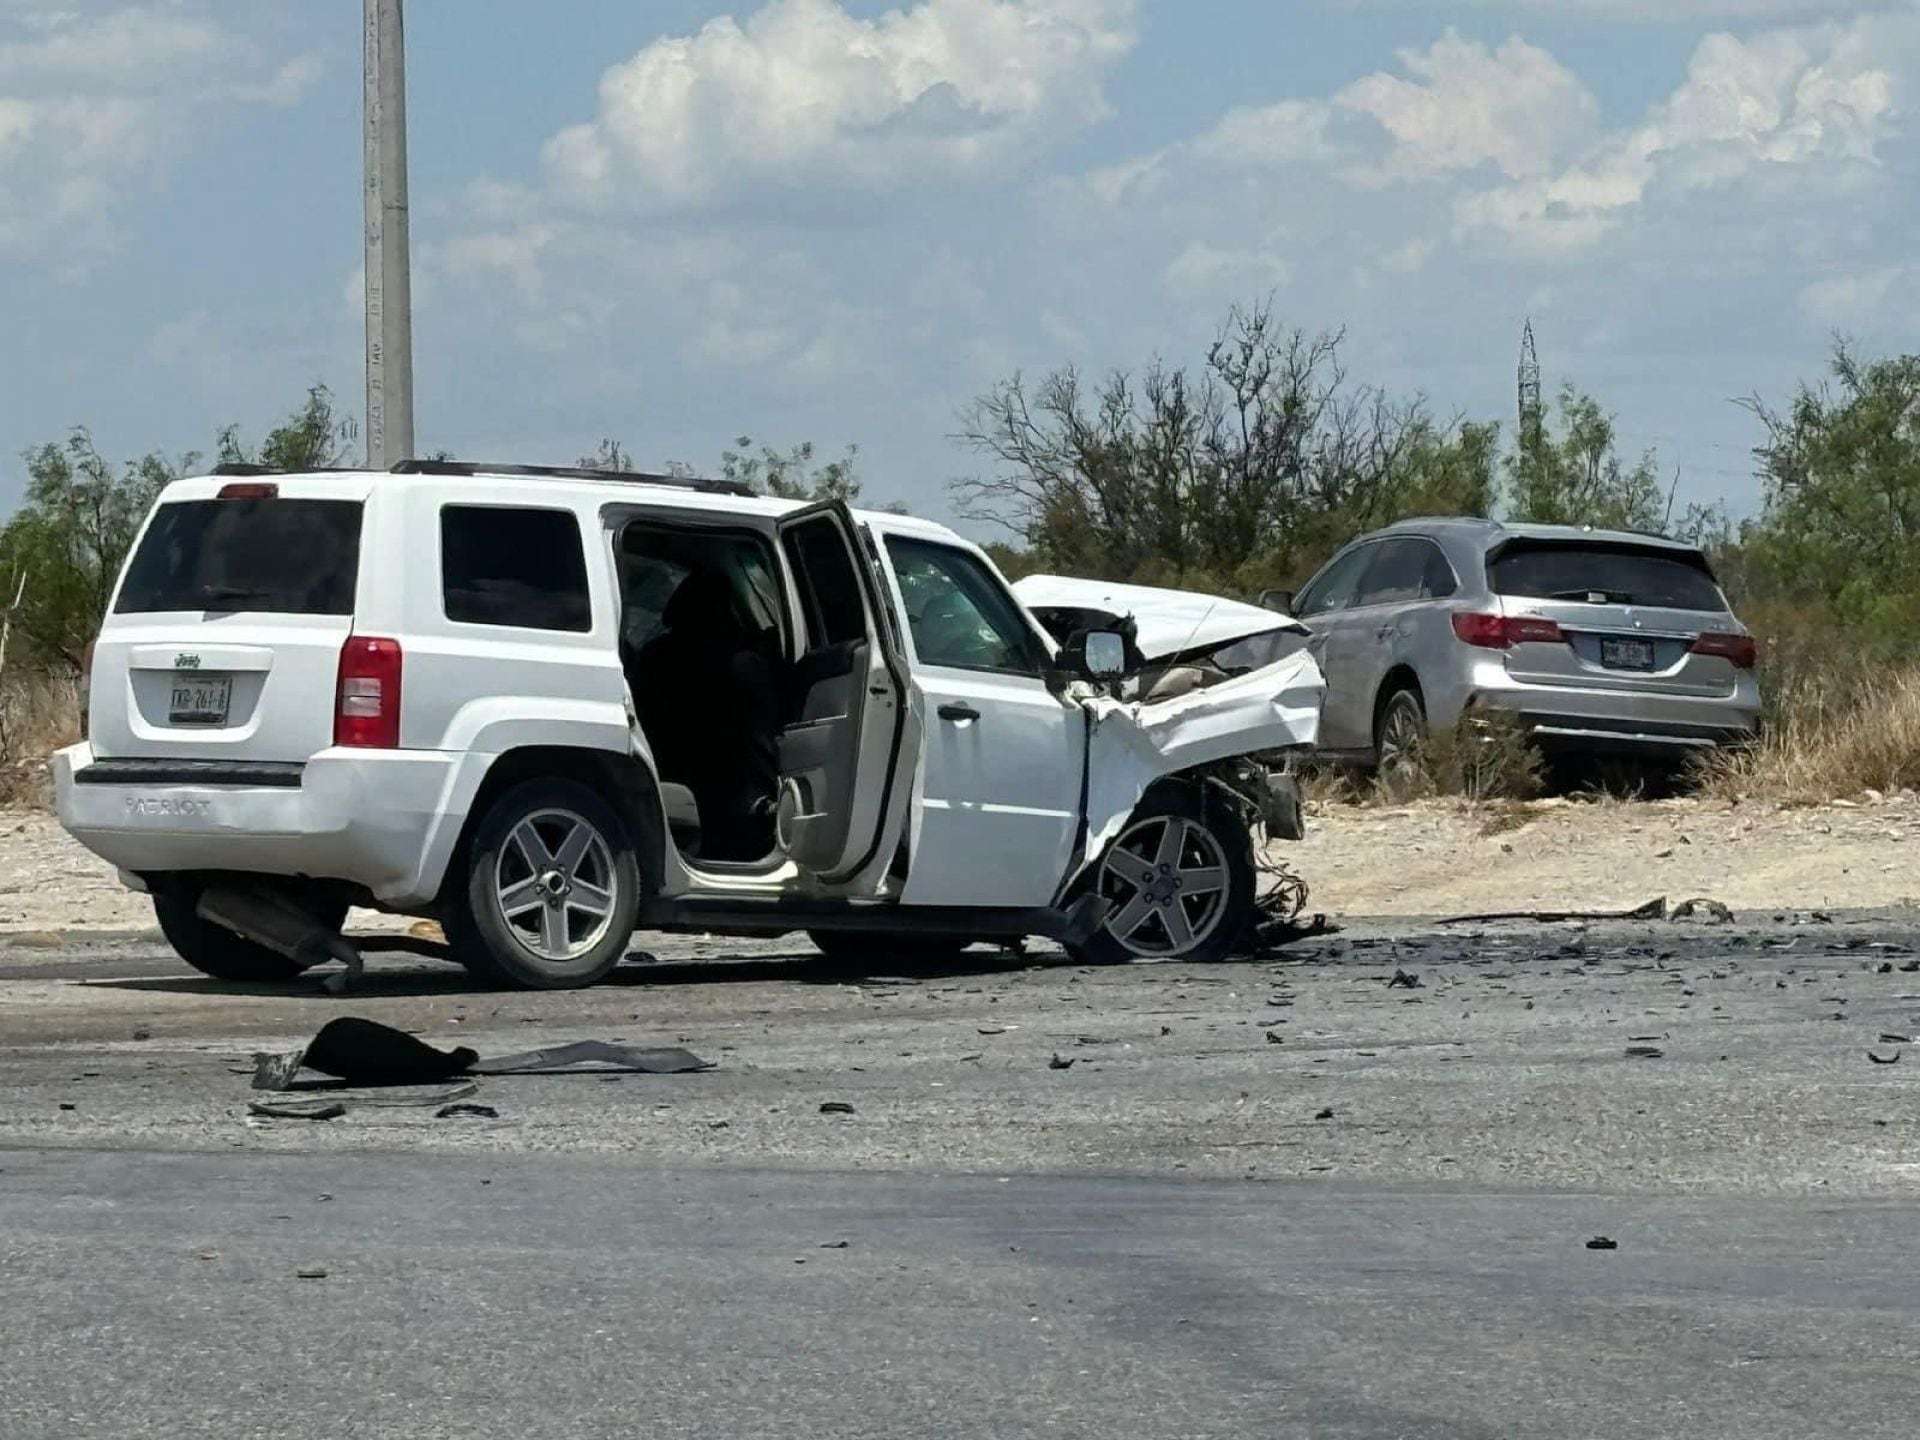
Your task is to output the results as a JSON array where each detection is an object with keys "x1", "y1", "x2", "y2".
[
  {"x1": 444, "y1": 778, "x2": 642, "y2": 990},
  {"x1": 1074, "y1": 783, "x2": 1254, "y2": 965},
  {"x1": 153, "y1": 889, "x2": 348, "y2": 984}
]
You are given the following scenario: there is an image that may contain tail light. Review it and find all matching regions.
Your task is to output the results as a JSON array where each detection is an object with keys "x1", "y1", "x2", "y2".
[
  {"x1": 1451, "y1": 613, "x2": 1565, "y2": 649},
  {"x1": 335, "y1": 636, "x2": 403, "y2": 748},
  {"x1": 1690, "y1": 631, "x2": 1757, "y2": 669}
]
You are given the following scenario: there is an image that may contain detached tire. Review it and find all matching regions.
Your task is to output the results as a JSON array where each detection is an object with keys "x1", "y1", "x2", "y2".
[
  {"x1": 444, "y1": 777, "x2": 642, "y2": 990},
  {"x1": 153, "y1": 890, "x2": 347, "y2": 985},
  {"x1": 806, "y1": 931, "x2": 971, "y2": 966},
  {"x1": 1073, "y1": 782, "x2": 1254, "y2": 966}
]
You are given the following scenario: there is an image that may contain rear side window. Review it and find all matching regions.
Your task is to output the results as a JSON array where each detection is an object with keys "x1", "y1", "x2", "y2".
[
  {"x1": 1294, "y1": 545, "x2": 1373, "y2": 617},
  {"x1": 1490, "y1": 543, "x2": 1727, "y2": 613},
  {"x1": 116, "y1": 499, "x2": 363, "y2": 615},
  {"x1": 442, "y1": 505, "x2": 592, "y2": 632},
  {"x1": 782, "y1": 519, "x2": 869, "y2": 647}
]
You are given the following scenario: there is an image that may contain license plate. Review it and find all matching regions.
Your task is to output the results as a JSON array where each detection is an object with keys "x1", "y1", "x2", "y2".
[
  {"x1": 1600, "y1": 638, "x2": 1656, "y2": 671},
  {"x1": 169, "y1": 674, "x2": 232, "y2": 726}
]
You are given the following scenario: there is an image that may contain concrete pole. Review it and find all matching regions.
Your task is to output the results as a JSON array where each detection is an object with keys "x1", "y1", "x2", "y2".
[{"x1": 364, "y1": 0, "x2": 415, "y2": 468}]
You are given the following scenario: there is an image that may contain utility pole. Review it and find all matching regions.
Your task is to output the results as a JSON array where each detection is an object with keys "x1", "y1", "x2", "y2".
[{"x1": 364, "y1": 0, "x2": 414, "y2": 468}]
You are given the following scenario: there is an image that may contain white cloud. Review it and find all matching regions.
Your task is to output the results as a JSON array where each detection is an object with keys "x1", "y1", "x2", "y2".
[
  {"x1": 0, "y1": 4, "x2": 324, "y2": 261},
  {"x1": 1798, "y1": 264, "x2": 1910, "y2": 325},
  {"x1": 1337, "y1": 31, "x2": 1597, "y2": 182},
  {"x1": 541, "y1": 0, "x2": 1138, "y2": 208},
  {"x1": 1456, "y1": 16, "x2": 1908, "y2": 255}
]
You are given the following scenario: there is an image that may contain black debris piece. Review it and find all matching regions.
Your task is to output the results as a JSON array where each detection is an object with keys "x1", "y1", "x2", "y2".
[
  {"x1": 1387, "y1": 969, "x2": 1423, "y2": 990},
  {"x1": 252, "y1": 1017, "x2": 711, "y2": 1091},
  {"x1": 1314, "y1": 1107, "x2": 1334, "y2": 1121},
  {"x1": 1671, "y1": 898, "x2": 1733, "y2": 924},
  {"x1": 1048, "y1": 1054, "x2": 1075, "y2": 1070},
  {"x1": 1867, "y1": 1050, "x2": 1903, "y2": 1066},
  {"x1": 1880, "y1": 1032, "x2": 1913, "y2": 1044},
  {"x1": 1265, "y1": 1031, "x2": 1285, "y2": 1045},
  {"x1": 247, "y1": 1099, "x2": 348, "y2": 1121},
  {"x1": 296, "y1": 1267, "x2": 329, "y2": 1280},
  {"x1": 1625, "y1": 1045, "x2": 1665, "y2": 1059},
  {"x1": 435, "y1": 1102, "x2": 500, "y2": 1119},
  {"x1": 132, "y1": 1029, "x2": 152, "y2": 1041},
  {"x1": 820, "y1": 1240, "x2": 850, "y2": 1250},
  {"x1": 819, "y1": 1101, "x2": 856, "y2": 1115},
  {"x1": 1586, "y1": 1236, "x2": 1618, "y2": 1251}
]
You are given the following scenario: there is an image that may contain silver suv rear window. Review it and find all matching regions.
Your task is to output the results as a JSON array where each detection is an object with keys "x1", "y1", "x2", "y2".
[
  {"x1": 115, "y1": 499, "x2": 363, "y2": 615},
  {"x1": 1489, "y1": 542, "x2": 1727, "y2": 613}
]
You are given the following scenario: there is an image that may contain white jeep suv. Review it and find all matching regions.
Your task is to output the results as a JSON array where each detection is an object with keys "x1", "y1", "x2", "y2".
[{"x1": 56, "y1": 461, "x2": 1324, "y2": 989}]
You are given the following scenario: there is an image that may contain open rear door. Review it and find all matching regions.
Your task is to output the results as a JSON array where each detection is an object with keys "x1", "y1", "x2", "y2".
[{"x1": 774, "y1": 502, "x2": 911, "y2": 887}]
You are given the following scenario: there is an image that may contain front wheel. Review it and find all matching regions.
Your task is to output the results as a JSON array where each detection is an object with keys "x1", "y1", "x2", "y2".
[
  {"x1": 1074, "y1": 784, "x2": 1254, "y2": 965},
  {"x1": 444, "y1": 778, "x2": 643, "y2": 990}
]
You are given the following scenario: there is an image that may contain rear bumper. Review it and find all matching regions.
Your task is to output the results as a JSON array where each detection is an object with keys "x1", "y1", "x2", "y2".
[
  {"x1": 54, "y1": 742, "x2": 460, "y2": 907},
  {"x1": 1461, "y1": 670, "x2": 1760, "y2": 755}
]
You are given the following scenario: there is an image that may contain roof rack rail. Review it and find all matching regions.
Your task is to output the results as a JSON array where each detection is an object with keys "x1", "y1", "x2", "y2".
[
  {"x1": 390, "y1": 458, "x2": 754, "y2": 497},
  {"x1": 208, "y1": 462, "x2": 365, "y2": 477}
]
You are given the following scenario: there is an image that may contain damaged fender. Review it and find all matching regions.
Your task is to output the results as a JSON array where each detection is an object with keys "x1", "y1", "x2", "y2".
[{"x1": 1078, "y1": 647, "x2": 1325, "y2": 867}]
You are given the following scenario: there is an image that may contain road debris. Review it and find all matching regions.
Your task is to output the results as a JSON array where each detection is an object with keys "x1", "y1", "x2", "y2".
[
  {"x1": 1314, "y1": 1107, "x2": 1334, "y2": 1120},
  {"x1": 252, "y1": 1017, "x2": 711, "y2": 1092},
  {"x1": 295, "y1": 1267, "x2": 329, "y2": 1280},
  {"x1": 1867, "y1": 1050, "x2": 1903, "y2": 1066},
  {"x1": 1387, "y1": 969, "x2": 1423, "y2": 990},
  {"x1": 1671, "y1": 897, "x2": 1734, "y2": 924},
  {"x1": 1265, "y1": 1031, "x2": 1285, "y2": 1045},
  {"x1": 1437, "y1": 897, "x2": 1669, "y2": 927},
  {"x1": 819, "y1": 1101, "x2": 856, "y2": 1115},
  {"x1": 1049, "y1": 1054, "x2": 1076, "y2": 1070},
  {"x1": 1625, "y1": 1045, "x2": 1665, "y2": 1059},
  {"x1": 246, "y1": 1099, "x2": 347, "y2": 1122},
  {"x1": 435, "y1": 1102, "x2": 500, "y2": 1119},
  {"x1": 1585, "y1": 1236, "x2": 1618, "y2": 1251}
]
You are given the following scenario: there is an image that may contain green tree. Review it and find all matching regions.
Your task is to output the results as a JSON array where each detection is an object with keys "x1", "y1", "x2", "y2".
[
  {"x1": 578, "y1": 438, "x2": 635, "y2": 471},
  {"x1": 954, "y1": 300, "x2": 1497, "y2": 596},
  {"x1": 216, "y1": 384, "x2": 357, "y2": 471},
  {"x1": 719, "y1": 437, "x2": 861, "y2": 504},
  {"x1": 1506, "y1": 384, "x2": 1665, "y2": 533},
  {"x1": 1737, "y1": 343, "x2": 1920, "y2": 651},
  {"x1": 0, "y1": 431, "x2": 187, "y2": 674}
]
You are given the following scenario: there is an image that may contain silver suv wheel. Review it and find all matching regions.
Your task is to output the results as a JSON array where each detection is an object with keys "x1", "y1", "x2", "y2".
[{"x1": 493, "y1": 808, "x2": 619, "y2": 962}]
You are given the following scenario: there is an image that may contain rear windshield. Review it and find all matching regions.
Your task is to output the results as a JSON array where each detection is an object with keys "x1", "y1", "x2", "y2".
[
  {"x1": 1488, "y1": 542, "x2": 1727, "y2": 613},
  {"x1": 115, "y1": 499, "x2": 363, "y2": 615}
]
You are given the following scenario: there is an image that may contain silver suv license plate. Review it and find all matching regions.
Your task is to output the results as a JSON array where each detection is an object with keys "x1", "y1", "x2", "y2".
[
  {"x1": 169, "y1": 673, "x2": 232, "y2": 726},
  {"x1": 1599, "y1": 638, "x2": 1656, "y2": 671}
]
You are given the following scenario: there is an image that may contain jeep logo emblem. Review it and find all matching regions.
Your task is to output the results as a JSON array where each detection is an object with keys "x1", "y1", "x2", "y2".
[{"x1": 174, "y1": 653, "x2": 201, "y2": 670}]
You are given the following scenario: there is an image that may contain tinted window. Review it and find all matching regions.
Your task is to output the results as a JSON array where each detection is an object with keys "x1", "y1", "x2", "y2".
[
  {"x1": 442, "y1": 506, "x2": 591, "y2": 632},
  {"x1": 116, "y1": 499, "x2": 362, "y2": 615},
  {"x1": 618, "y1": 525, "x2": 783, "y2": 657},
  {"x1": 1489, "y1": 543, "x2": 1727, "y2": 612},
  {"x1": 886, "y1": 538, "x2": 1043, "y2": 675},
  {"x1": 1355, "y1": 538, "x2": 1458, "y2": 606},
  {"x1": 1421, "y1": 544, "x2": 1459, "y2": 599},
  {"x1": 1294, "y1": 545, "x2": 1372, "y2": 617},
  {"x1": 782, "y1": 518, "x2": 869, "y2": 647}
]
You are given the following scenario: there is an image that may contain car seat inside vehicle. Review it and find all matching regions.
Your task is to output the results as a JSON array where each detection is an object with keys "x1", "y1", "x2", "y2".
[{"x1": 617, "y1": 524, "x2": 787, "y2": 865}]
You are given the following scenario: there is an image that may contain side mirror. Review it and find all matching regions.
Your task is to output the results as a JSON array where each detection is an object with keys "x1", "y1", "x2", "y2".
[
  {"x1": 1259, "y1": 589, "x2": 1295, "y2": 615},
  {"x1": 1060, "y1": 628, "x2": 1130, "y2": 682}
]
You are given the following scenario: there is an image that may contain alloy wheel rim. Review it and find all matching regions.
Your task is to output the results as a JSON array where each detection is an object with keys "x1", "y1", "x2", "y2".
[
  {"x1": 493, "y1": 808, "x2": 618, "y2": 962},
  {"x1": 1098, "y1": 815, "x2": 1231, "y2": 958}
]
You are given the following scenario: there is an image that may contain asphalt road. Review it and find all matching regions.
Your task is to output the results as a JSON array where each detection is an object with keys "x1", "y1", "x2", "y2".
[{"x1": 4, "y1": 912, "x2": 1920, "y2": 1437}]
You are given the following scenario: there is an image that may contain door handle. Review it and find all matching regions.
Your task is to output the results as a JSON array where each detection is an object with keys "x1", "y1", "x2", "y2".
[
  {"x1": 1375, "y1": 624, "x2": 1396, "y2": 640},
  {"x1": 938, "y1": 702, "x2": 981, "y2": 723}
]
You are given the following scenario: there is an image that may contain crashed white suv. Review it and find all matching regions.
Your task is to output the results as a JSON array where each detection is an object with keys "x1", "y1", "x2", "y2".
[{"x1": 55, "y1": 461, "x2": 1324, "y2": 989}]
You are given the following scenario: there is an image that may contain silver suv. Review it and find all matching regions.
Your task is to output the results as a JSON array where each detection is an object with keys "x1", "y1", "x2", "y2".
[{"x1": 1278, "y1": 518, "x2": 1761, "y2": 775}]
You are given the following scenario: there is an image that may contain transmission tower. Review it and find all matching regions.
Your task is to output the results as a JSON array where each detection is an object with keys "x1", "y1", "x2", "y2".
[{"x1": 1517, "y1": 318, "x2": 1543, "y2": 462}]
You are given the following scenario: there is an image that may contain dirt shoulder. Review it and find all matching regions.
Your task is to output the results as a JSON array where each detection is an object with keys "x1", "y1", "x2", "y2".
[
  {"x1": 1294, "y1": 792, "x2": 1919, "y2": 919},
  {"x1": 1, "y1": 793, "x2": 1912, "y2": 935}
]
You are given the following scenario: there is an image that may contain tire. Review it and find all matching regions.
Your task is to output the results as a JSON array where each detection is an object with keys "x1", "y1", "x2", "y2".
[
  {"x1": 1373, "y1": 686, "x2": 1429, "y2": 800},
  {"x1": 444, "y1": 777, "x2": 643, "y2": 990},
  {"x1": 153, "y1": 889, "x2": 348, "y2": 985},
  {"x1": 806, "y1": 931, "x2": 971, "y2": 966},
  {"x1": 1073, "y1": 782, "x2": 1255, "y2": 966}
]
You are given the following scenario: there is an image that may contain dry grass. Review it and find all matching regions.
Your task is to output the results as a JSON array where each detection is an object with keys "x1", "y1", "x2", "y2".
[
  {"x1": 1301, "y1": 711, "x2": 1543, "y2": 809},
  {"x1": 0, "y1": 671, "x2": 81, "y2": 807},
  {"x1": 1701, "y1": 664, "x2": 1920, "y2": 805}
]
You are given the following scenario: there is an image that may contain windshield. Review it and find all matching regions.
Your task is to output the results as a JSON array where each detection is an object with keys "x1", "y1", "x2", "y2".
[
  {"x1": 115, "y1": 499, "x2": 363, "y2": 616},
  {"x1": 1488, "y1": 542, "x2": 1727, "y2": 612}
]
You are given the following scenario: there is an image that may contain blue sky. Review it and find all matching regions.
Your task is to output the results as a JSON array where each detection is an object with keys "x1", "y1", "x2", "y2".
[{"x1": 2, "y1": 0, "x2": 1915, "y2": 526}]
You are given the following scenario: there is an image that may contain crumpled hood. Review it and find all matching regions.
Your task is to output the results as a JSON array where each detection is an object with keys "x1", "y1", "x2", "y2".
[
  {"x1": 1013, "y1": 574, "x2": 1305, "y2": 661},
  {"x1": 1080, "y1": 645, "x2": 1325, "y2": 860}
]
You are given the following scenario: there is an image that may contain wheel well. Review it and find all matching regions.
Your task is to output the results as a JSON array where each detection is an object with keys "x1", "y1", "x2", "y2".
[
  {"x1": 1372, "y1": 667, "x2": 1424, "y2": 741},
  {"x1": 437, "y1": 746, "x2": 666, "y2": 905}
]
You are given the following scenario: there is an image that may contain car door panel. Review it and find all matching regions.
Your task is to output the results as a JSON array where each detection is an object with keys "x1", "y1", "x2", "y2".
[{"x1": 877, "y1": 533, "x2": 1086, "y2": 909}]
